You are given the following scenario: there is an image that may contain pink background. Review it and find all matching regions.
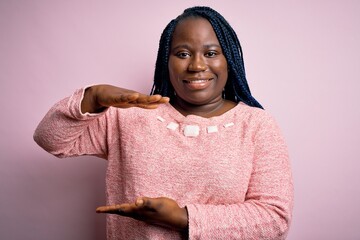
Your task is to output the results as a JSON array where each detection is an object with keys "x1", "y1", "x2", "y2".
[{"x1": 1, "y1": 1, "x2": 359, "y2": 239}]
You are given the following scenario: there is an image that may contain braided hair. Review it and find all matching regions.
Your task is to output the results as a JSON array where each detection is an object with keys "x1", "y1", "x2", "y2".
[{"x1": 151, "y1": 6, "x2": 263, "y2": 109}]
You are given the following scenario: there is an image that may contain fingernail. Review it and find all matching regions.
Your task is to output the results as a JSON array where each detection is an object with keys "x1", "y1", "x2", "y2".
[{"x1": 136, "y1": 198, "x2": 144, "y2": 206}]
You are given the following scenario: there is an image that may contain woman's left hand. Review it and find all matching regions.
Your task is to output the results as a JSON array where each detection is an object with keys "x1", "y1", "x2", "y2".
[{"x1": 96, "y1": 197, "x2": 188, "y2": 231}]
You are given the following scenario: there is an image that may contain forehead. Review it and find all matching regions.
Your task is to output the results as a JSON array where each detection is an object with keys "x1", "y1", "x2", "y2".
[{"x1": 171, "y1": 17, "x2": 219, "y2": 45}]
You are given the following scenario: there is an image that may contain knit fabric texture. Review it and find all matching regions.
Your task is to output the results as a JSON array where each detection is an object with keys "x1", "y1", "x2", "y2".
[{"x1": 34, "y1": 88, "x2": 294, "y2": 240}]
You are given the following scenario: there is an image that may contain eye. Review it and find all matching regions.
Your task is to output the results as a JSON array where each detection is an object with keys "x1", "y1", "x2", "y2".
[
  {"x1": 176, "y1": 51, "x2": 191, "y2": 59},
  {"x1": 205, "y1": 51, "x2": 218, "y2": 58}
]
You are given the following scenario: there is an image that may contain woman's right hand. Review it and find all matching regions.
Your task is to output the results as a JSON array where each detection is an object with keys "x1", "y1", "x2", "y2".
[{"x1": 81, "y1": 84, "x2": 170, "y2": 113}]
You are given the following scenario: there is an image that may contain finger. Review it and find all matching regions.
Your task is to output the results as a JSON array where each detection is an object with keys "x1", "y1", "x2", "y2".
[
  {"x1": 119, "y1": 93, "x2": 140, "y2": 103},
  {"x1": 130, "y1": 94, "x2": 168, "y2": 105},
  {"x1": 146, "y1": 95, "x2": 163, "y2": 103},
  {"x1": 158, "y1": 97, "x2": 170, "y2": 104},
  {"x1": 138, "y1": 197, "x2": 159, "y2": 211},
  {"x1": 146, "y1": 95, "x2": 170, "y2": 104},
  {"x1": 96, "y1": 204, "x2": 140, "y2": 218},
  {"x1": 140, "y1": 104, "x2": 160, "y2": 109},
  {"x1": 110, "y1": 94, "x2": 168, "y2": 109},
  {"x1": 133, "y1": 95, "x2": 156, "y2": 104},
  {"x1": 99, "y1": 94, "x2": 139, "y2": 108},
  {"x1": 96, "y1": 204, "x2": 124, "y2": 213},
  {"x1": 135, "y1": 198, "x2": 144, "y2": 207}
]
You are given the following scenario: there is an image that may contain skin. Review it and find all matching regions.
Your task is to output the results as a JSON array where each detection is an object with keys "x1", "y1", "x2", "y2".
[
  {"x1": 81, "y1": 85, "x2": 170, "y2": 113},
  {"x1": 169, "y1": 17, "x2": 236, "y2": 118},
  {"x1": 84, "y1": 17, "x2": 236, "y2": 232},
  {"x1": 96, "y1": 197, "x2": 188, "y2": 231}
]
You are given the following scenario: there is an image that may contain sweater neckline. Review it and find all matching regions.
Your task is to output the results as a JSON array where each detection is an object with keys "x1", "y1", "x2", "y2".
[{"x1": 164, "y1": 102, "x2": 244, "y2": 123}]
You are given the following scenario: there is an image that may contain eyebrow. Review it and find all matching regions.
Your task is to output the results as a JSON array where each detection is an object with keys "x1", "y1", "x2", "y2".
[{"x1": 171, "y1": 44, "x2": 222, "y2": 51}]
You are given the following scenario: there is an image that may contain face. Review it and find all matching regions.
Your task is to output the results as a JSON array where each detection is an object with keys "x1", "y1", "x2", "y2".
[{"x1": 168, "y1": 17, "x2": 228, "y2": 106}]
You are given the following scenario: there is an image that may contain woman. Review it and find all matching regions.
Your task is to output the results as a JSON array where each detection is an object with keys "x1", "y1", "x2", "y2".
[{"x1": 34, "y1": 6, "x2": 293, "y2": 239}]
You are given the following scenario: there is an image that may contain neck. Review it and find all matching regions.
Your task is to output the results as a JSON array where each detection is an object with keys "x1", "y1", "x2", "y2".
[{"x1": 172, "y1": 97, "x2": 235, "y2": 118}]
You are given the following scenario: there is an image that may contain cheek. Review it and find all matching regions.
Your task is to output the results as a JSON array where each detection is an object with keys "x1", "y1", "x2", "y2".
[
  {"x1": 212, "y1": 60, "x2": 228, "y2": 80},
  {"x1": 168, "y1": 58, "x2": 187, "y2": 81},
  {"x1": 168, "y1": 60, "x2": 180, "y2": 89},
  {"x1": 168, "y1": 58, "x2": 178, "y2": 78}
]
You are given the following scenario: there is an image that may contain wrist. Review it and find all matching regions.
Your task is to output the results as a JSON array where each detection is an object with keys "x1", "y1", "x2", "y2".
[
  {"x1": 179, "y1": 206, "x2": 189, "y2": 231},
  {"x1": 81, "y1": 86, "x2": 104, "y2": 113}
]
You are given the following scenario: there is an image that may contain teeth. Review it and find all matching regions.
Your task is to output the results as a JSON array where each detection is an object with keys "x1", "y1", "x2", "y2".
[{"x1": 186, "y1": 79, "x2": 208, "y2": 83}]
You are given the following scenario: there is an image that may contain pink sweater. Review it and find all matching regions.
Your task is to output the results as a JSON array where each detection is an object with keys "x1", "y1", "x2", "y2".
[{"x1": 34, "y1": 88, "x2": 293, "y2": 239}]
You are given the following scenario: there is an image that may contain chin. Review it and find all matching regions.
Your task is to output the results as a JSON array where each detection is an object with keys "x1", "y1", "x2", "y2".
[{"x1": 182, "y1": 97, "x2": 217, "y2": 106}]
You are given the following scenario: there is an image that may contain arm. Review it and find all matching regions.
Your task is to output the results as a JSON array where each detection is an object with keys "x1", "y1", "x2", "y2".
[
  {"x1": 34, "y1": 85, "x2": 169, "y2": 158},
  {"x1": 185, "y1": 112, "x2": 293, "y2": 239},
  {"x1": 33, "y1": 87, "x2": 109, "y2": 158}
]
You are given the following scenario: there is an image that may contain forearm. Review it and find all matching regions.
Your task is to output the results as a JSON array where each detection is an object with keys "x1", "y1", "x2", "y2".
[
  {"x1": 186, "y1": 199, "x2": 292, "y2": 240},
  {"x1": 34, "y1": 88, "x2": 107, "y2": 158}
]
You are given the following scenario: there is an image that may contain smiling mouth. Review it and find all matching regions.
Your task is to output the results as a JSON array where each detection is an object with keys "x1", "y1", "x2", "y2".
[
  {"x1": 183, "y1": 78, "x2": 213, "y2": 83},
  {"x1": 182, "y1": 78, "x2": 213, "y2": 90}
]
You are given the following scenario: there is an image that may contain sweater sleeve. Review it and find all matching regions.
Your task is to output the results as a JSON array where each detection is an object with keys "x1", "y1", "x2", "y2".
[
  {"x1": 33, "y1": 88, "x2": 110, "y2": 159},
  {"x1": 186, "y1": 112, "x2": 294, "y2": 239}
]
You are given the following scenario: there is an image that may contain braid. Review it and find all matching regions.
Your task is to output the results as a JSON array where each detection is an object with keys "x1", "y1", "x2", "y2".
[
  {"x1": 151, "y1": 6, "x2": 263, "y2": 109},
  {"x1": 152, "y1": 20, "x2": 177, "y2": 98}
]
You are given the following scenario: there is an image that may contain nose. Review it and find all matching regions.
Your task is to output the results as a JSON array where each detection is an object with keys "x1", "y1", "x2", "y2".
[{"x1": 188, "y1": 55, "x2": 207, "y2": 72}]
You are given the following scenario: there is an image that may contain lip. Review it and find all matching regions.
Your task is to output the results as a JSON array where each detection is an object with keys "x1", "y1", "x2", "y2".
[{"x1": 182, "y1": 78, "x2": 213, "y2": 90}]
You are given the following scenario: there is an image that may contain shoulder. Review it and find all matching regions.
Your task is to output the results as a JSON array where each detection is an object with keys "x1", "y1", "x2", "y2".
[
  {"x1": 233, "y1": 102, "x2": 273, "y2": 123},
  {"x1": 231, "y1": 103, "x2": 284, "y2": 137}
]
